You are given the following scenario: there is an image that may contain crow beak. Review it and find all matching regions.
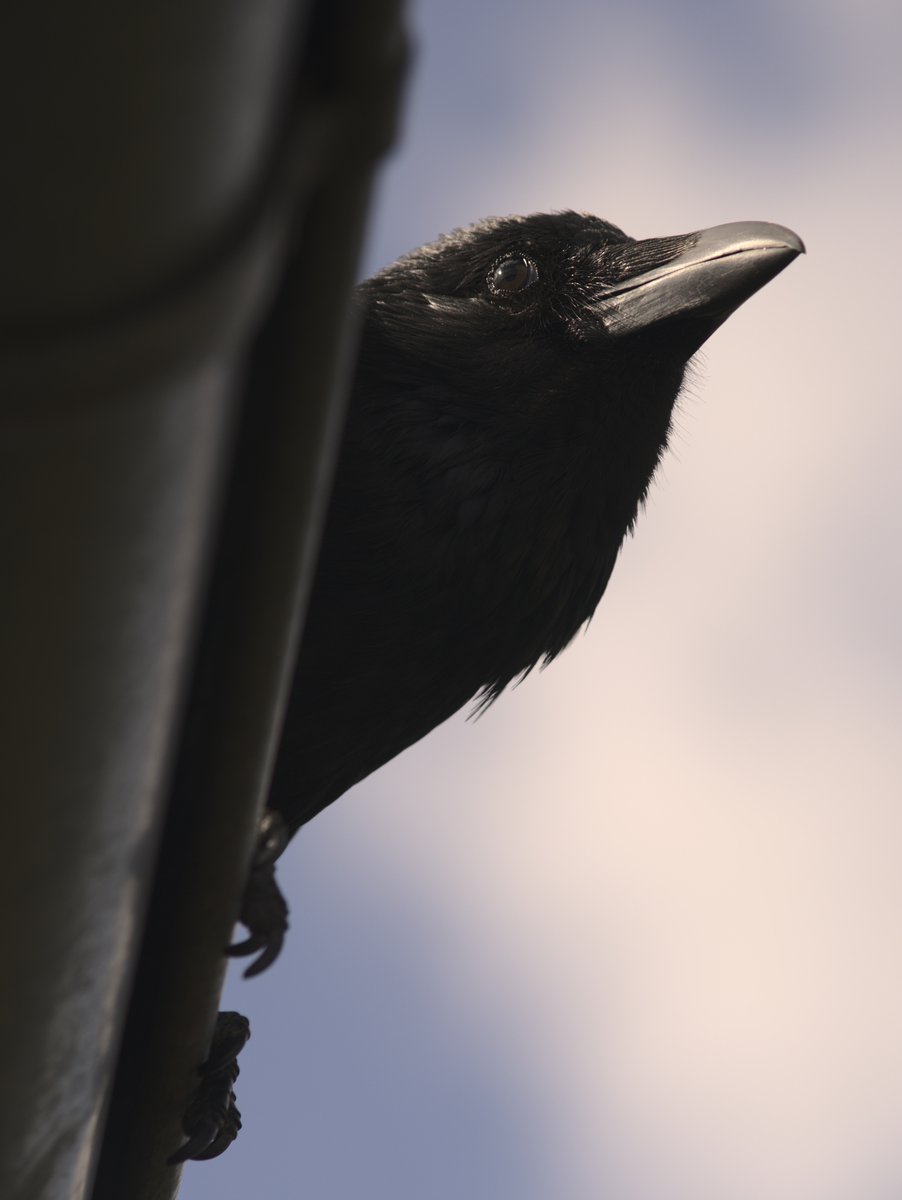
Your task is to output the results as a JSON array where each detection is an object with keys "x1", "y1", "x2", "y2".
[{"x1": 600, "y1": 221, "x2": 805, "y2": 349}]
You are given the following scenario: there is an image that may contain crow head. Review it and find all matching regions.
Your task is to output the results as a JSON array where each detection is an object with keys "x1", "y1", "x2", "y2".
[
  {"x1": 359, "y1": 211, "x2": 801, "y2": 473},
  {"x1": 363, "y1": 210, "x2": 801, "y2": 372},
  {"x1": 351, "y1": 212, "x2": 803, "y2": 698}
]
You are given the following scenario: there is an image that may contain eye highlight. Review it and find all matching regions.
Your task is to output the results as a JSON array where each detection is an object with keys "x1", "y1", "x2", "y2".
[{"x1": 488, "y1": 255, "x2": 538, "y2": 295}]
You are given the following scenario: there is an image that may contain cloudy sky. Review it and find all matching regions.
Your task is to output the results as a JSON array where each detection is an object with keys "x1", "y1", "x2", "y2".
[{"x1": 186, "y1": 1, "x2": 902, "y2": 1196}]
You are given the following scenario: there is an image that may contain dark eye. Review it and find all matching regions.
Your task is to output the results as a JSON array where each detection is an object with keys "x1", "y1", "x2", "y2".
[{"x1": 489, "y1": 256, "x2": 538, "y2": 294}]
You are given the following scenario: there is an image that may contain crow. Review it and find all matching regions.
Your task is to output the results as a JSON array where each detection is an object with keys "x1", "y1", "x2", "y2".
[
  {"x1": 267, "y1": 211, "x2": 803, "y2": 832},
  {"x1": 173, "y1": 210, "x2": 803, "y2": 1161}
]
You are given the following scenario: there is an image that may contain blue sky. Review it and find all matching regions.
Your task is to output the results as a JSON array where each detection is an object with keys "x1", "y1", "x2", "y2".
[{"x1": 184, "y1": 1, "x2": 902, "y2": 1196}]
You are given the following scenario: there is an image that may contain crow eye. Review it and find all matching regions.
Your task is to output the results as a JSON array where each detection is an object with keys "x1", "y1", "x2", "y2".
[{"x1": 489, "y1": 256, "x2": 538, "y2": 294}]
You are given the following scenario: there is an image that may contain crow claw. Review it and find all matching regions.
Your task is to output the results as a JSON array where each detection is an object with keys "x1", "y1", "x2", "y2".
[
  {"x1": 169, "y1": 1012, "x2": 250, "y2": 1164},
  {"x1": 226, "y1": 932, "x2": 266, "y2": 957},
  {"x1": 226, "y1": 810, "x2": 290, "y2": 977},
  {"x1": 168, "y1": 1123, "x2": 222, "y2": 1165},
  {"x1": 236, "y1": 924, "x2": 285, "y2": 977}
]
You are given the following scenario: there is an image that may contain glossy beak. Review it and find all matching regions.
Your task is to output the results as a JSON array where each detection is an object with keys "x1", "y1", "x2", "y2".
[{"x1": 600, "y1": 221, "x2": 805, "y2": 348}]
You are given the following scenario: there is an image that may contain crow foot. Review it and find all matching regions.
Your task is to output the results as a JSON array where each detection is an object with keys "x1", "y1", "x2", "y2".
[
  {"x1": 169, "y1": 1010, "x2": 251, "y2": 1163},
  {"x1": 226, "y1": 809, "x2": 290, "y2": 977}
]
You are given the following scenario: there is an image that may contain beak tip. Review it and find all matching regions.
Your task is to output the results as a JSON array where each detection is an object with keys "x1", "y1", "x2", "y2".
[{"x1": 775, "y1": 225, "x2": 805, "y2": 256}]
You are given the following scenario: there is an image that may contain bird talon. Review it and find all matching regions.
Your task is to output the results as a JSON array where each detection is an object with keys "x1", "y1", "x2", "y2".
[
  {"x1": 168, "y1": 1124, "x2": 219, "y2": 1165},
  {"x1": 226, "y1": 932, "x2": 266, "y2": 957},
  {"x1": 169, "y1": 1012, "x2": 249, "y2": 1164},
  {"x1": 190, "y1": 1108, "x2": 242, "y2": 1160},
  {"x1": 241, "y1": 926, "x2": 284, "y2": 978},
  {"x1": 228, "y1": 811, "x2": 290, "y2": 977}
]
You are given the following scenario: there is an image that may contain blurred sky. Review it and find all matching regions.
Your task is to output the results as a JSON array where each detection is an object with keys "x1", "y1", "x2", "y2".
[{"x1": 185, "y1": 1, "x2": 902, "y2": 1197}]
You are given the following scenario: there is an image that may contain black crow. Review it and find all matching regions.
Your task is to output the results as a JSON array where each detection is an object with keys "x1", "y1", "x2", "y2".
[
  {"x1": 174, "y1": 211, "x2": 802, "y2": 1161},
  {"x1": 268, "y1": 211, "x2": 803, "y2": 835},
  {"x1": 234, "y1": 211, "x2": 804, "y2": 969}
]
